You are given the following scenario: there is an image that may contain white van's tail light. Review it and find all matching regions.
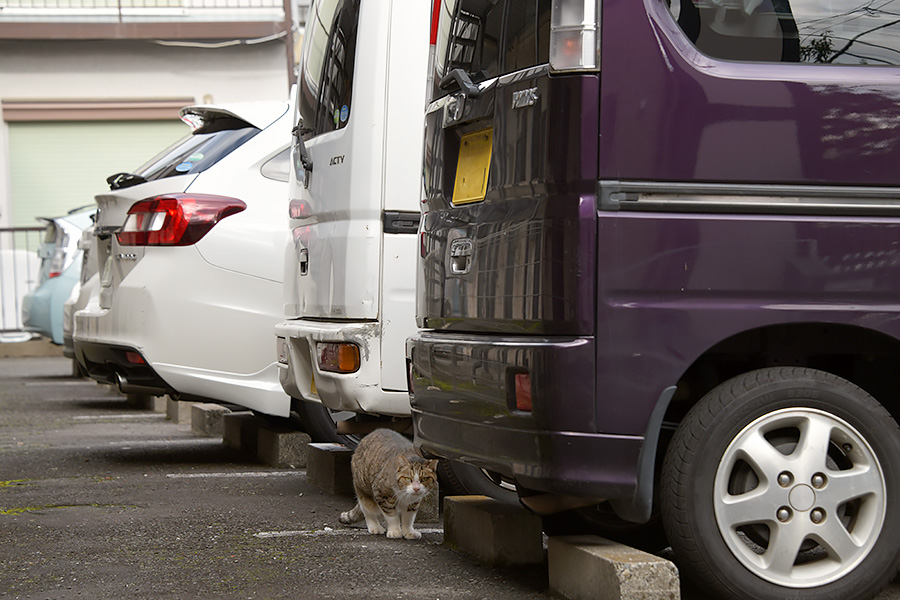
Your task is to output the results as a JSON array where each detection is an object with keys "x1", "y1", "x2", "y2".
[
  {"x1": 550, "y1": 0, "x2": 601, "y2": 72},
  {"x1": 317, "y1": 342, "x2": 360, "y2": 374},
  {"x1": 276, "y1": 337, "x2": 289, "y2": 365},
  {"x1": 117, "y1": 194, "x2": 246, "y2": 246}
]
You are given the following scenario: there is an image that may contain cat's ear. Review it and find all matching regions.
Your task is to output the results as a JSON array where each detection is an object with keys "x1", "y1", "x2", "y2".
[
  {"x1": 426, "y1": 459, "x2": 439, "y2": 472},
  {"x1": 397, "y1": 455, "x2": 412, "y2": 468}
]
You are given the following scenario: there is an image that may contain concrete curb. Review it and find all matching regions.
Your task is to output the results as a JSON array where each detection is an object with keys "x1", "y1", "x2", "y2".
[
  {"x1": 549, "y1": 535, "x2": 680, "y2": 600},
  {"x1": 443, "y1": 495, "x2": 544, "y2": 565},
  {"x1": 0, "y1": 339, "x2": 65, "y2": 358}
]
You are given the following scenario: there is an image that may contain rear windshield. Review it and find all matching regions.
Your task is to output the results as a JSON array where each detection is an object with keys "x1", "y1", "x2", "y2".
[
  {"x1": 433, "y1": 0, "x2": 550, "y2": 97},
  {"x1": 131, "y1": 117, "x2": 260, "y2": 183}
]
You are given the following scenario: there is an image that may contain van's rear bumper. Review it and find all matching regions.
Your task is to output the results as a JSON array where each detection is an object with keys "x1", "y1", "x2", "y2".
[
  {"x1": 413, "y1": 409, "x2": 643, "y2": 499},
  {"x1": 276, "y1": 318, "x2": 412, "y2": 417},
  {"x1": 407, "y1": 331, "x2": 643, "y2": 501}
]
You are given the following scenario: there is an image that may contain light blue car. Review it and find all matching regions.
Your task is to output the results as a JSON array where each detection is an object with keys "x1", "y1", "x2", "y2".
[{"x1": 21, "y1": 206, "x2": 95, "y2": 345}]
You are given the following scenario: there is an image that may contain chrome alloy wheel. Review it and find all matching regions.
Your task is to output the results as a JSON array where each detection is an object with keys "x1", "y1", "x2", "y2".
[{"x1": 713, "y1": 407, "x2": 886, "y2": 588}]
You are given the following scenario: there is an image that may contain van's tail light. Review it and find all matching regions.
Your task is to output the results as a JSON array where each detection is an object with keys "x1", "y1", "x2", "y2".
[
  {"x1": 430, "y1": 0, "x2": 441, "y2": 46},
  {"x1": 514, "y1": 373, "x2": 533, "y2": 412},
  {"x1": 317, "y1": 342, "x2": 360, "y2": 374},
  {"x1": 116, "y1": 194, "x2": 246, "y2": 247},
  {"x1": 427, "y1": 0, "x2": 444, "y2": 100},
  {"x1": 550, "y1": 0, "x2": 601, "y2": 72}
]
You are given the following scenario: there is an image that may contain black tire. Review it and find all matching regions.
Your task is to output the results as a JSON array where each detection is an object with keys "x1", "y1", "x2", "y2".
[
  {"x1": 542, "y1": 503, "x2": 668, "y2": 553},
  {"x1": 661, "y1": 367, "x2": 900, "y2": 600},
  {"x1": 293, "y1": 399, "x2": 362, "y2": 448},
  {"x1": 437, "y1": 459, "x2": 519, "y2": 504}
]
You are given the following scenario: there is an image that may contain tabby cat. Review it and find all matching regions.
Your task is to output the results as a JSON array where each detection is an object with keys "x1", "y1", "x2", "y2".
[{"x1": 339, "y1": 428, "x2": 438, "y2": 539}]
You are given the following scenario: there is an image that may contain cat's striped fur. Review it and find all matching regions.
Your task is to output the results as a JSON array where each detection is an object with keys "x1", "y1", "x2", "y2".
[{"x1": 339, "y1": 428, "x2": 438, "y2": 539}]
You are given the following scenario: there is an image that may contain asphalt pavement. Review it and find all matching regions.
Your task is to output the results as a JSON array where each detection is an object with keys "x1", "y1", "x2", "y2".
[
  {"x1": 2, "y1": 355, "x2": 900, "y2": 600},
  {"x1": 0, "y1": 356, "x2": 549, "y2": 600}
]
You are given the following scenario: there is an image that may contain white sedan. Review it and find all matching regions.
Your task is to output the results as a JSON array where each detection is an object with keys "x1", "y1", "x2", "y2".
[{"x1": 73, "y1": 101, "x2": 293, "y2": 416}]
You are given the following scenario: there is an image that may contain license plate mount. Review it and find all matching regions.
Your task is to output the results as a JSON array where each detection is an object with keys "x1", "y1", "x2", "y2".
[{"x1": 452, "y1": 128, "x2": 493, "y2": 205}]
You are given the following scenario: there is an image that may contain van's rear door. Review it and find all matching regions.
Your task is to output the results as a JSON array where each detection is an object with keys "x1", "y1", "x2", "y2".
[
  {"x1": 419, "y1": 0, "x2": 598, "y2": 336},
  {"x1": 289, "y1": 0, "x2": 383, "y2": 321}
]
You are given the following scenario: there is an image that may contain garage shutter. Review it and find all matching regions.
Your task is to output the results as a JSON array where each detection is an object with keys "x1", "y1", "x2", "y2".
[{"x1": 8, "y1": 120, "x2": 188, "y2": 226}]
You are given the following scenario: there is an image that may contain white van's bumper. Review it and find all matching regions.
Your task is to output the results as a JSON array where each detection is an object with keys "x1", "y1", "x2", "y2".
[{"x1": 275, "y1": 319, "x2": 411, "y2": 417}]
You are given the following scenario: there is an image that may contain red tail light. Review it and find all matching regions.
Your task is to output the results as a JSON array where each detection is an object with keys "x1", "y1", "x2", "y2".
[
  {"x1": 430, "y1": 0, "x2": 442, "y2": 45},
  {"x1": 514, "y1": 373, "x2": 533, "y2": 412},
  {"x1": 116, "y1": 194, "x2": 246, "y2": 247}
]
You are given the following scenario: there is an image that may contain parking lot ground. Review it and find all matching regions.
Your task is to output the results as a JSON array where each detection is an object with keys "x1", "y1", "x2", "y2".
[
  {"x1": 2, "y1": 356, "x2": 900, "y2": 600},
  {"x1": 0, "y1": 356, "x2": 551, "y2": 600}
]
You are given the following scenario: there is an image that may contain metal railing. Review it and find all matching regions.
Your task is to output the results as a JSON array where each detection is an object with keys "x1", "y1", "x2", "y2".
[
  {"x1": 0, "y1": 227, "x2": 43, "y2": 333},
  {"x1": 0, "y1": 0, "x2": 285, "y2": 22}
]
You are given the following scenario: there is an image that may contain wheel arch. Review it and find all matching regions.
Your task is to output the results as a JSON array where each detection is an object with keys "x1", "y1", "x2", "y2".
[
  {"x1": 664, "y1": 321, "x2": 900, "y2": 431},
  {"x1": 621, "y1": 322, "x2": 900, "y2": 524}
]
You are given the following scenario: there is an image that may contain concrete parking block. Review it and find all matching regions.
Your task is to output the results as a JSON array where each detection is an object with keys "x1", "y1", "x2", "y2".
[
  {"x1": 128, "y1": 393, "x2": 167, "y2": 413},
  {"x1": 548, "y1": 535, "x2": 680, "y2": 600},
  {"x1": 125, "y1": 393, "x2": 155, "y2": 410},
  {"x1": 257, "y1": 426, "x2": 311, "y2": 469},
  {"x1": 166, "y1": 396, "x2": 192, "y2": 423},
  {"x1": 191, "y1": 403, "x2": 230, "y2": 437},
  {"x1": 443, "y1": 495, "x2": 543, "y2": 565},
  {"x1": 307, "y1": 442, "x2": 354, "y2": 496},
  {"x1": 222, "y1": 411, "x2": 261, "y2": 453}
]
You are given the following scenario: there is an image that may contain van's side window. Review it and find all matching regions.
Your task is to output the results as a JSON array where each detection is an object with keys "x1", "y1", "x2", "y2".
[
  {"x1": 297, "y1": 0, "x2": 360, "y2": 136},
  {"x1": 667, "y1": 0, "x2": 900, "y2": 66},
  {"x1": 440, "y1": 0, "x2": 552, "y2": 85}
]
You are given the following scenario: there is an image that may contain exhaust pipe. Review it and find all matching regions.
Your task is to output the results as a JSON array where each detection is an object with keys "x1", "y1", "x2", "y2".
[{"x1": 114, "y1": 372, "x2": 166, "y2": 397}]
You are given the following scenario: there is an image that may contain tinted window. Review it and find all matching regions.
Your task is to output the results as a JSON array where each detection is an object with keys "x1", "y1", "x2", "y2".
[
  {"x1": 297, "y1": 0, "x2": 360, "y2": 137},
  {"x1": 667, "y1": 0, "x2": 900, "y2": 65},
  {"x1": 436, "y1": 0, "x2": 551, "y2": 90},
  {"x1": 505, "y1": 0, "x2": 537, "y2": 72},
  {"x1": 133, "y1": 121, "x2": 259, "y2": 183}
]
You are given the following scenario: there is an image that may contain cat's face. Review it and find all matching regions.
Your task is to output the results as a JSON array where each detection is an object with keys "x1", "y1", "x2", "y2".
[{"x1": 396, "y1": 456, "x2": 438, "y2": 497}]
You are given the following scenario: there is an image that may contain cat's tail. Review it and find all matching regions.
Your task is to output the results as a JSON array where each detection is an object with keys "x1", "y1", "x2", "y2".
[{"x1": 339, "y1": 503, "x2": 364, "y2": 524}]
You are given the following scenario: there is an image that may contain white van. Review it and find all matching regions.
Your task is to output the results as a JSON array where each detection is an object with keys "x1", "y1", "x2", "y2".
[{"x1": 275, "y1": 0, "x2": 429, "y2": 440}]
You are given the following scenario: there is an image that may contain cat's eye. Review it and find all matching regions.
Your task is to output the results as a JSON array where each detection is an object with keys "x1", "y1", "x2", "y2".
[{"x1": 399, "y1": 476, "x2": 411, "y2": 484}]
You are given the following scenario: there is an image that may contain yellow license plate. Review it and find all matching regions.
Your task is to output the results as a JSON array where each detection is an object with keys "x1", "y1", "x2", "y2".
[
  {"x1": 310, "y1": 370, "x2": 317, "y2": 396},
  {"x1": 452, "y1": 128, "x2": 493, "y2": 205}
]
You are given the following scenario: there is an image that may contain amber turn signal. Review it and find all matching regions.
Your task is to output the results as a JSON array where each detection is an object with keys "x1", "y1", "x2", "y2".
[{"x1": 317, "y1": 342, "x2": 360, "y2": 373}]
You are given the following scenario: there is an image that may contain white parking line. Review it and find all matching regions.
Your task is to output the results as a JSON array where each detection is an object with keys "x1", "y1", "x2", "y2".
[
  {"x1": 167, "y1": 471, "x2": 305, "y2": 479},
  {"x1": 108, "y1": 438, "x2": 221, "y2": 447},
  {"x1": 254, "y1": 527, "x2": 444, "y2": 538},
  {"x1": 25, "y1": 381, "x2": 99, "y2": 386},
  {"x1": 74, "y1": 414, "x2": 166, "y2": 420}
]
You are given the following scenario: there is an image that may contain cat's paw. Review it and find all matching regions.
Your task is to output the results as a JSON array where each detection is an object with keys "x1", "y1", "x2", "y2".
[
  {"x1": 339, "y1": 512, "x2": 352, "y2": 524},
  {"x1": 402, "y1": 529, "x2": 422, "y2": 540},
  {"x1": 366, "y1": 523, "x2": 386, "y2": 535},
  {"x1": 386, "y1": 528, "x2": 403, "y2": 539}
]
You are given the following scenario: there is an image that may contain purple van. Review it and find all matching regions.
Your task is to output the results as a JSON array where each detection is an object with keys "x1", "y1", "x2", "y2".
[{"x1": 408, "y1": 0, "x2": 900, "y2": 598}]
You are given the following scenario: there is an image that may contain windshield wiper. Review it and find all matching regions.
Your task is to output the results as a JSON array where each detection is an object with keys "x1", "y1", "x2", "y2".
[
  {"x1": 440, "y1": 68, "x2": 483, "y2": 98},
  {"x1": 106, "y1": 172, "x2": 147, "y2": 190}
]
